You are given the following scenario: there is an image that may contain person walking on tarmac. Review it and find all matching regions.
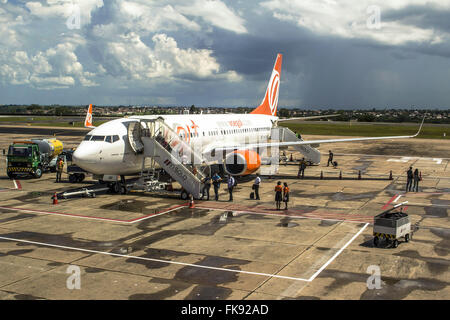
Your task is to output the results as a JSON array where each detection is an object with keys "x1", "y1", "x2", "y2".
[
  {"x1": 202, "y1": 174, "x2": 212, "y2": 200},
  {"x1": 56, "y1": 157, "x2": 64, "y2": 183},
  {"x1": 406, "y1": 167, "x2": 414, "y2": 192},
  {"x1": 274, "y1": 181, "x2": 283, "y2": 210},
  {"x1": 227, "y1": 175, "x2": 235, "y2": 202},
  {"x1": 283, "y1": 182, "x2": 290, "y2": 210},
  {"x1": 298, "y1": 158, "x2": 306, "y2": 178},
  {"x1": 212, "y1": 172, "x2": 222, "y2": 201},
  {"x1": 327, "y1": 150, "x2": 334, "y2": 167},
  {"x1": 413, "y1": 168, "x2": 420, "y2": 192},
  {"x1": 253, "y1": 175, "x2": 261, "y2": 200}
]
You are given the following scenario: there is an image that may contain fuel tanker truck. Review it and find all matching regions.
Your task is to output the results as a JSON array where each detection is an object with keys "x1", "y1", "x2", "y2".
[{"x1": 7, "y1": 138, "x2": 63, "y2": 179}]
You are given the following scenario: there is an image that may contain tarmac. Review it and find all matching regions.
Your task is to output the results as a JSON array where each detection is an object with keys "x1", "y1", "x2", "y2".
[{"x1": 0, "y1": 126, "x2": 448, "y2": 300}]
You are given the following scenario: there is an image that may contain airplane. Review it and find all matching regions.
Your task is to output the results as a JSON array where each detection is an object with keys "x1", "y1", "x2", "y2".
[{"x1": 73, "y1": 53, "x2": 424, "y2": 193}]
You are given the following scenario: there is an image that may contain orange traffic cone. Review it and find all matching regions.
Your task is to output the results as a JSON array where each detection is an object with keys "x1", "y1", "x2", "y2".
[
  {"x1": 189, "y1": 195, "x2": 195, "y2": 209},
  {"x1": 419, "y1": 171, "x2": 422, "y2": 181},
  {"x1": 320, "y1": 171, "x2": 323, "y2": 180},
  {"x1": 389, "y1": 170, "x2": 393, "y2": 180},
  {"x1": 339, "y1": 170, "x2": 342, "y2": 180},
  {"x1": 358, "y1": 170, "x2": 361, "y2": 180},
  {"x1": 52, "y1": 192, "x2": 58, "y2": 205}
]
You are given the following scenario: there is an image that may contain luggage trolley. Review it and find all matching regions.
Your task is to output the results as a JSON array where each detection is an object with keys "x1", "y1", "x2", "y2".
[{"x1": 373, "y1": 202, "x2": 412, "y2": 248}]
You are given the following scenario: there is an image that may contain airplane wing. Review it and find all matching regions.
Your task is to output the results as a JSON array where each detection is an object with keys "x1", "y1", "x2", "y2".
[
  {"x1": 84, "y1": 104, "x2": 96, "y2": 128},
  {"x1": 277, "y1": 114, "x2": 339, "y2": 122},
  {"x1": 211, "y1": 117, "x2": 425, "y2": 153}
]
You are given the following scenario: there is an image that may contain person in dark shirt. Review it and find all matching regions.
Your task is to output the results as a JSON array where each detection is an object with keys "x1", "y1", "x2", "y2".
[
  {"x1": 327, "y1": 150, "x2": 334, "y2": 167},
  {"x1": 406, "y1": 167, "x2": 414, "y2": 192},
  {"x1": 212, "y1": 172, "x2": 221, "y2": 201},
  {"x1": 413, "y1": 168, "x2": 420, "y2": 192},
  {"x1": 298, "y1": 158, "x2": 306, "y2": 178},
  {"x1": 274, "y1": 181, "x2": 283, "y2": 210},
  {"x1": 203, "y1": 175, "x2": 211, "y2": 200}
]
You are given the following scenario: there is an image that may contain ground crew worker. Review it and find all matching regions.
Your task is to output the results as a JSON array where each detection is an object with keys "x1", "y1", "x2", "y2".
[
  {"x1": 203, "y1": 174, "x2": 212, "y2": 200},
  {"x1": 327, "y1": 150, "x2": 334, "y2": 167},
  {"x1": 56, "y1": 157, "x2": 64, "y2": 183},
  {"x1": 274, "y1": 181, "x2": 283, "y2": 210},
  {"x1": 298, "y1": 158, "x2": 306, "y2": 178},
  {"x1": 253, "y1": 175, "x2": 261, "y2": 200},
  {"x1": 413, "y1": 168, "x2": 420, "y2": 192},
  {"x1": 227, "y1": 175, "x2": 235, "y2": 202},
  {"x1": 212, "y1": 172, "x2": 222, "y2": 201},
  {"x1": 283, "y1": 182, "x2": 290, "y2": 210},
  {"x1": 406, "y1": 166, "x2": 413, "y2": 192}
]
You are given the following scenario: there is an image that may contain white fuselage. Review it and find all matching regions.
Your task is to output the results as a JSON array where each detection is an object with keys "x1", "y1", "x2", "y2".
[{"x1": 73, "y1": 113, "x2": 277, "y2": 175}]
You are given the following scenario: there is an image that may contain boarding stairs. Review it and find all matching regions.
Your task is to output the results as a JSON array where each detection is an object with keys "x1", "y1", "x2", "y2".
[
  {"x1": 128, "y1": 118, "x2": 208, "y2": 199},
  {"x1": 271, "y1": 127, "x2": 322, "y2": 164}
]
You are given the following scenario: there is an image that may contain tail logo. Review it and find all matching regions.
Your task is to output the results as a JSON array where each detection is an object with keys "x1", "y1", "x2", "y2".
[
  {"x1": 85, "y1": 113, "x2": 92, "y2": 127},
  {"x1": 84, "y1": 104, "x2": 93, "y2": 127},
  {"x1": 268, "y1": 70, "x2": 280, "y2": 116}
]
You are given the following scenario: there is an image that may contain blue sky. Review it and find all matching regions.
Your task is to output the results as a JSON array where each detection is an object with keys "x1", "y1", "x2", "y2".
[{"x1": 1, "y1": 0, "x2": 450, "y2": 109}]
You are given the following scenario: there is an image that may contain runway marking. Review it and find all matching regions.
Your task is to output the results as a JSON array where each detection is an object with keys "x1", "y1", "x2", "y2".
[
  {"x1": 0, "y1": 180, "x2": 22, "y2": 192},
  {"x1": 195, "y1": 205, "x2": 373, "y2": 224},
  {"x1": 0, "y1": 204, "x2": 185, "y2": 224},
  {"x1": 382, "y1": 194, "x2": 397, "y2": 210},
  {"x1": 307, "y1": 223, "x2": 369, "y2": 282},
  {"x1": 0, "y1": 223, "x2": 370, "y2": 283},
  {"x1": 387, "y1": 157, "x2": 443, "y2": 164},
  {"x1": 0, "y1": 235, "x2": 310, "y2": 282}
]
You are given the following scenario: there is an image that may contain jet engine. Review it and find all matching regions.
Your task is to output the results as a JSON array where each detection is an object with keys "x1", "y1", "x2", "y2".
[{"x1": 223, "y1": 150, "x2": 261, "y2": 176}]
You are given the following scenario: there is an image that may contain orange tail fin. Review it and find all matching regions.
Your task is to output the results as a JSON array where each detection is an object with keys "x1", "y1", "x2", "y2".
[
  {"x1": 251, "y1": 53, "x2": 282, "y2": 117},
  {"x1": 84, "y1": 104, "x2": 95, "y2": 128}
]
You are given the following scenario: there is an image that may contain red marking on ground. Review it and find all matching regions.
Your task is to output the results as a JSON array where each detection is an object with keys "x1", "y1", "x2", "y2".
[
  {"x1": 0, "y1": 204, "x2": 185, "y2": 223},
  {"x1": 0, "y1": 180, "x2": 22, "y2": 192},
  {"x1": 194, "y1": 202, "x2": 374, "y2": 224},
  {"x1": 382, "y1": 194, "x2": 397, "y2": 210}
]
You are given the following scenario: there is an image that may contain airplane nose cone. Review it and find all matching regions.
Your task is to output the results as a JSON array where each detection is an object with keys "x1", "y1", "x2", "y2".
[{"x1": 73, "y1": 145, "x2": 97, "y2": 170}]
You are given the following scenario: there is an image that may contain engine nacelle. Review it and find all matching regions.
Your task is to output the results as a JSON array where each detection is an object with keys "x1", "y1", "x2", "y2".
[{"x1": 223, "y1": 150, "x2": 261, "y2": 176}]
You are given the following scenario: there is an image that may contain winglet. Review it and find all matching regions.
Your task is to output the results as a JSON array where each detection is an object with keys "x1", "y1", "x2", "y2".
[
  {"x1": 84, "y1": 104, "x2": 95, "y2": 128},
  {"x1": 413, "y1": 116, "x2": 425, "y2": 137}
]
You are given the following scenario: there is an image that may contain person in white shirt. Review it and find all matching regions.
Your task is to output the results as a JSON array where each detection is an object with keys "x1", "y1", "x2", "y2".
[{"x1": 253, "y1": 175, "x2": 261, "y2": 200}]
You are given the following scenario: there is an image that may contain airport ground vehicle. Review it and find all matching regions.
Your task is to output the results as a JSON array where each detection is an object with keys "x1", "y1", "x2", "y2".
[
  {"x1": 7, "y1": 139, "x2": 63, "y2": 179},
  {"x1": 373, "y1": 203, "x2": 411, "y2": 248}
]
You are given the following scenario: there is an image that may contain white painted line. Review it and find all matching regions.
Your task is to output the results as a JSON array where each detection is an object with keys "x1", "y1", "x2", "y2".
[
  {"x1": 0, "y1": 236, "x2": 310, "y2": 282},
  {"x1": 13, "y1": 180, "x2": 18, "y2": 190},
  {"x1": 0, "y1": 205, "x2": 186, "y2": 224},
  {"x1": 307, "y1": 223, "x2": 369, "y2": 282},
  {"x1": 128, "y1": 206, "x2": 186, "y2": 223},
  {"x1": 393, "y1": 195, "x2": 402, "y2": 203}
]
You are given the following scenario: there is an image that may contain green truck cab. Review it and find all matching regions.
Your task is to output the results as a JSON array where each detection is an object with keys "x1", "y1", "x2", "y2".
[{"x1": 6, "y1": 139, "x2": 63, "y2": 179}]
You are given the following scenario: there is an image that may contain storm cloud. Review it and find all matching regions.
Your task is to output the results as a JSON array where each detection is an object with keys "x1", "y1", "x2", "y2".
[{"x1": 0, "y1": 0, "x2": 449, "y2": 108}]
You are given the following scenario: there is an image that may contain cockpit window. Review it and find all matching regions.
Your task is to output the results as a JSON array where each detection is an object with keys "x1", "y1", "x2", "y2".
[
  {"x1": 83, "y1": 135, "x2": 92, "y2": 141},
  {"x1": 113, "y1": 135, "x2": 120, "y2": 143},
  {"x1": 105, "y1": 136, "x2": 112, "y2": 143},
  {"x1": 91, "y1": 135, "x2": 105, "y2": 141}
]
